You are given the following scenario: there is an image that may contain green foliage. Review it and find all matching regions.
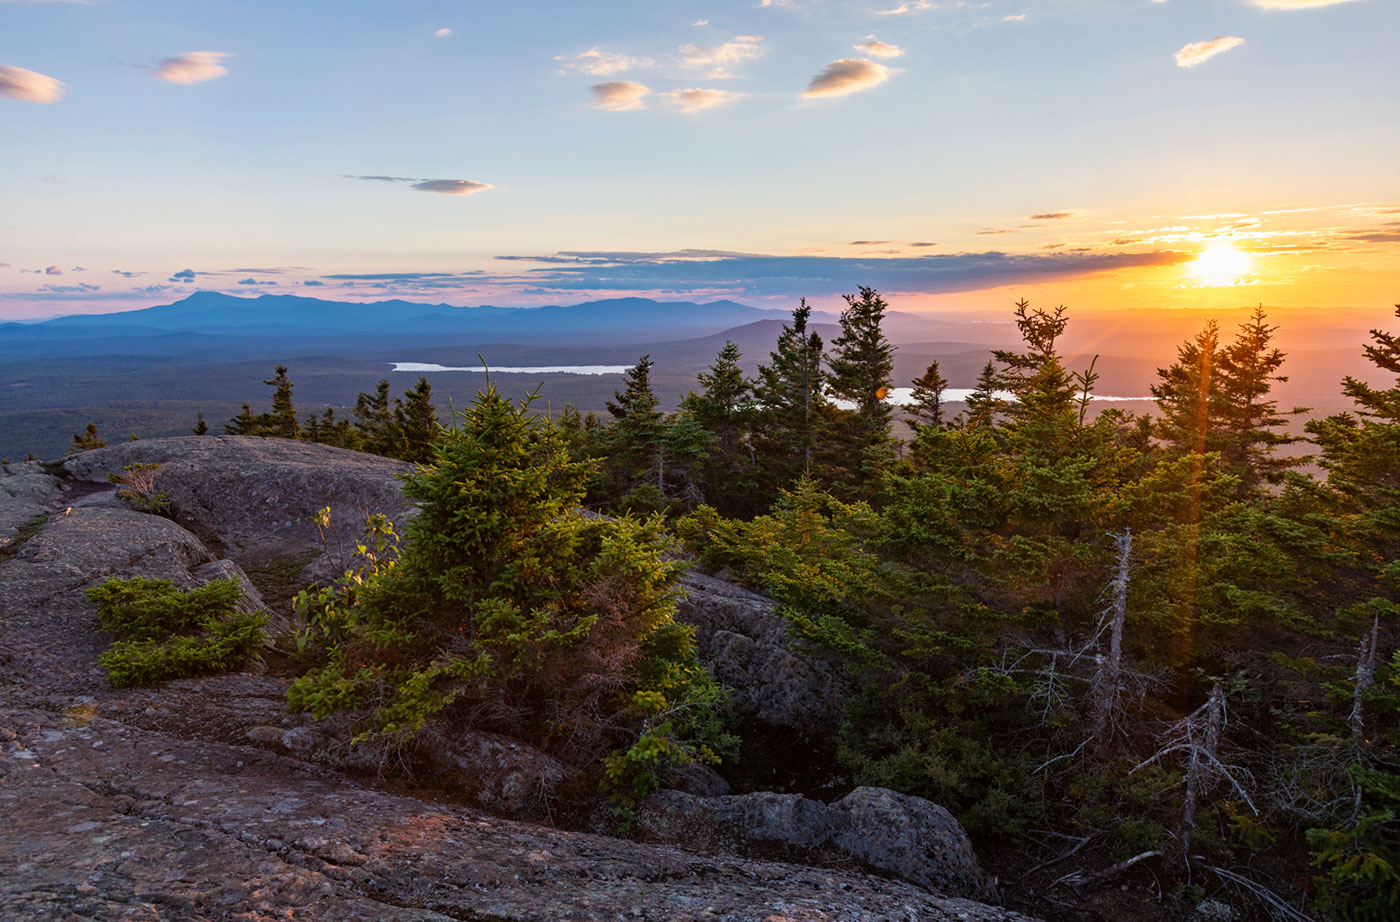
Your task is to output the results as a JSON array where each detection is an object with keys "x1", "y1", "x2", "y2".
[
  {"x1": 0, "y1": 513, "x2": 49, "y2": 563},
  {"x1": 85, "y1": 577, "x2": 267, "y2": 687},
  {"x1": 106, "y1": 462, "x2": 171, "y2": 513},
  {"x1": 287, "y1": 382, "x2": 731, "y2": 802},
  {"x1": 69, "y1": 421, "x2": 106, "y2": 453},
  {"x1": 1308, "y1": 765, "x2": 1400, "y2": 922}
]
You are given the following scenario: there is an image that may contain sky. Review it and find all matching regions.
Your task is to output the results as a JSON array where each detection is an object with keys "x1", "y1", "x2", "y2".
[{"x1": 2, "y1": 0, "x2": 1397, "y2": 321}]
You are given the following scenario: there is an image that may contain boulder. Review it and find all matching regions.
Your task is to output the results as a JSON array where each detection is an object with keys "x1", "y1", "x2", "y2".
[
  {"x1": 675, "y1": 570, "x2": 849, "y2": 730},
  {"x1": 0, "y1": 460, "x2": 64, "y2": 542},
  {"x1": 637, "y1": 786, "x2": 993, "y2": 901},
  {"x1": 831, "y1": 786, "x2": 993, "y2": 901},
  {"x1": 63, "y1": 436, "x2": 416, "y2": 560},
  {"x1": 424, "y1": 730, "x2": 579, "y2": 818}
]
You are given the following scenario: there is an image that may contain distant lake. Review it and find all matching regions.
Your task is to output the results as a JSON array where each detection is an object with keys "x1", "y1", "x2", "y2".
[
  {"x1": 837, "y1": 387, "x2": 1154, "y2": 409},
  {"x1": 393, "y1": 362, "x2": 632, "y2": 375}
]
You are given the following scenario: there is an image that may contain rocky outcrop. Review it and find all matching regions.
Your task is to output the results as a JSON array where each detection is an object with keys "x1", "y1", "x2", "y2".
[
  {"x1": 675, "y1": 570, "x2": 849, "y2": 730},
  {"x1": 0, "y1": 460, "x2": 63, "y2": 542},
  {"x1": 62, "y1": 436, "x2": 416, "y2": 560},
  {"x1": 636, "y1": 787, "x2": 993, "y2": 901},
  {"x1": 0, "y1": 702, "x2": 1036, "y2": 922}
]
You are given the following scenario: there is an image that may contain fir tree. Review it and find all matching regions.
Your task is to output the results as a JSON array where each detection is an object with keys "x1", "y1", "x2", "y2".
[
  {"x1": 907, "y1": 360, "x2": 950, "y2": 432},
  {"x1": 963, "y1": 360, "x2": 1003, "y2": 429},
  {"x1": 753, "y1": 299, "x2": 827, "y2": 491},
  {"x1": 392, "y1": 376, "x2": 438, "y2": 463},
  {"x1": 69, "y1": 422, "x2": 107, "y2": 453},
  {"x1": 263, "y1": 366, "x2": 299, "y2": 439},
  {"x1": 826, "y1": 286, "x2": 895, "y2": 448},
  {"x1": 224, "y1": 402, "x2": 262, "y2": 435},
  {"x1": 604, "y1": 356, "x2": 666, "y2": 500},
  {"x1": 192, "y1": 413, "x2": 209, "y2": 436},
  {"x1": 353, "y1": 380, "x2": 395, "y2": 454},
  {"x1": 1216, "y1": 306, "x2": 1306, "y2": 494}
]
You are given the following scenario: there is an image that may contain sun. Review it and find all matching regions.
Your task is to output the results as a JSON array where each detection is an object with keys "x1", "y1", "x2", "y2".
[{"x1": 1189, "y1": 238, "x2": 1253, "y2": 287}]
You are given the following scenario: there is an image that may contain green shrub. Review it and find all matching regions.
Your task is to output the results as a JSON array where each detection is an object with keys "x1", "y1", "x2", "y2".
[
  {"x1": 287, "y1": 383, "x2": 733, "y2": 805},
  {"x1": 86, "y1": 577, "x2": 267, "y2": 687},
  {"x1": 106, "y1": 463, "x2": 171, "y2": 513}
]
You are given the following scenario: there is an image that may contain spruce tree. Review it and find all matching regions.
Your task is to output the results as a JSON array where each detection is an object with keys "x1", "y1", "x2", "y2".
[
  {"x1": 192, "y1": 413, "x2": 209, "y2": 436},
  {"x1": 963, "y1": 360, "x2": 1003, "y2": 429},
  {"x1": 826, "y1": 286, "x2": 895, "y2": 447},
  {"x1": 353, "y1": 380, "x2": 395, "y2": 455},
  {"x1": 224, "y1": 402, "x2": 262, "y2": 435},
  {"x1": 1216, "y1": 306, "x2": 1306, "y2": 494},
  {"x1": 603, "y1": 356, "x2": 666, "y2": 501},
  {"x1": 753, "y1": 299, "x2": 827, "y2": 491},
  {"x1": 907, "y1": 360, "x2": 950, "y2": 432},
  {"x1": 264, "y1": 366, "x2": 299, "y2": 439},
  {"x1": 393, "y1": 377, "x2": 438, "y2": 463},
  {"x1": 69, "y1": 422, "x2": 107, "y2": 453}
]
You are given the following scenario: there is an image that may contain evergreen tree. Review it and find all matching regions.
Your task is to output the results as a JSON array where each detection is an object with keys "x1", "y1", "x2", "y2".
[
  {"x1": 1216, "y1": 305, "x2": 1306, "y2": 494},
  {"x1": 69, "y1": 422, "x2": 107, "y2": 453},
  {"x1": 1152, "y1": 320, "x2": 1222, "y2": 459},
  {"x1": 224, "y1": 402, "x2": 262, "y2": 435},
  {"x1": 603, "y1": 356, "x2": 666, "y2": 502},
  {"x1": 963, "y1": 360, "x2": 1003, "y2": 429},
  {"x1": 689, "y1": 341, "x2": 752, "y2": 459},
  {"x1": 192, "y1": 413, "x2": 209, "y2": 436},
  {"x1": 353, "y1": 380, "x2": 395, "y2": 454},
  {"x1": 392, "y1": 376, "x2": 439, "y2": 463},
  {"x1": 753, "y1": 299, "x2": 827, "y2": 492},
  {"x1": 263, "y1": 366, "x2": 299, "y2": 439},
  {"x1": 907, "y1": 360, "x2": 950, "y2": 432},
  {"x1": 826, "y1": 286, "x2": 896, "y2": 453}
]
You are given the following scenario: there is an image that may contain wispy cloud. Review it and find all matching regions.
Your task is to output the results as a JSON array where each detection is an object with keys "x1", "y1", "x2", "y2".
[
  {"x1": 1174, "y1": 36, "x2": 1245, "y2": 68},
  {"x1": 556, "y1": 47, "x2": 654, "y2": 77},
  {"x1": 1004, "y1": 13, "x2": 1027, "y2": 22},
  {"x1": 0, "y1": 64, "x2": 65, "y2": 103},
  {"x1": 411, "y1": 179, "x2": 493, "y2": 195},
  {"x1": 802, "y1": 59, "x2": 892, "y2": 98},
  {"x1": 854, "y1": 39, "x2": 904, "y2": 58},
  {"x1": 1252, "y1": 0, "x2": 1360, "y2": 8},
  {"x1": 660, "y1": 88, "x2": 741, "y2": 112},
  {"x1": 343, "y1": 175, "x2": 493, "y2": 195},
  {"x1": 590, "y1": 80, "x2": 650, "y2": 111},
  {"x1": 434, "y1": 27, "x2": 452, "y2": 38},
  {"x1": 151, "y1": 51, "x2": 230, "y2": 85},
  {"x1": 678, "y1": 36, "x2": 766, "y2": 79},
  {"x1": 1028, "y1": 211, "x2": 1081, "y2": 221},
  {"x1": 877, "y1": 1, "x2": 936, "y2": 15}
]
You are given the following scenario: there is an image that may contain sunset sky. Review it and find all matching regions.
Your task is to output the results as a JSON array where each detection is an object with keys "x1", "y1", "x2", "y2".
[{"x1": 3, "y1": 0, "x2": 1396, "y2": 320}]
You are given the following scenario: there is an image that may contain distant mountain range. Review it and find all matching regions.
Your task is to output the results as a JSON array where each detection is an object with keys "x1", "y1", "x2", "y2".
[{"x1": 0, "y1": 293, "x2": 844, "y2": 355}]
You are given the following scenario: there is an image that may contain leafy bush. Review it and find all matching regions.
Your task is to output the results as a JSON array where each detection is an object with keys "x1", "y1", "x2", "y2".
[
  {"x1": 86, "y1": 577, "x2": 267, "y2": 687},
  {"x1": 287, "y1": 383, "x2": 733, "y2": 803}
]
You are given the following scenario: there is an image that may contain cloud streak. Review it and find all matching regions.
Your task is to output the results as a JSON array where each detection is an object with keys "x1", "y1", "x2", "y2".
[
  {"x1": 494, "y1": 249, "x2": 1191, "y2": 297},
  {"x1": 678, "y1": 36, "x2": 765, "y2": 79},
  {"x1": 0, "y1": 64, "x2": 65, "y2": 103},
  {"x1": 802, "y1": 58, "x2": 891, "y2": 98},
  {"x1": 1252, "y1": 0, "x2": 1359, "y2": 7},
  {"x1": 1174, "y1": 36, "x2": 1245, "y2": 68},
  {"x1": 411, "y1": 179, "x2": 492, "y2": 195},
  {"x1": 556, "y1": 47, "x2": 654, "y2": 77},
  {"x1": 152, "y1": 51, "x2": 231, "y2": 85}
]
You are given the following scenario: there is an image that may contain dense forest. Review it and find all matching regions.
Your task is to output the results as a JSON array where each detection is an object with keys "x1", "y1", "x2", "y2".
[{"x1": 90, "y1": 290, "x2": 1400, "y2": 921}]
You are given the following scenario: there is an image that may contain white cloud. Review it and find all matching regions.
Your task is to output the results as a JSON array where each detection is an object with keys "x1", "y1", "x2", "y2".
[
  {"x1": 1004, "y1": 13, "x2": 1027, "y2": 22},
  {"x1": 855, "y1": 40, "x2": 904, "y2": 58},
  {"x1": 556, "y1": 47, "x2": 654, "y2": 77},
  {"x1": 589, "y1": 80, "x2": 650, "y2": 111},
  {"x1": 152, "y1": 51, "x2": 230, "y2": 85},
  {"x1": 0, "y1": 64, "x2": 65, "y2": 103},
  {"x1": 660, "y1": 88, "x2": 741, "y2": 113},
  {"x1": 877, "y1": 1, "x2": 936, "y2": 15},
  {"x1": 434, "y1": 28, "x2": 452, "y2": 38},
  {"x1": 1252, "y1": 0, "x2": 1360, "y2": 7},
  {"x1": 410, "y1": 180, "x2": 493, "y2": 195},
  {"x1": 1174, "y1": 36, "x2": 1245, "y2": 68},
  {"x1": 693, "y1": 19, "x2": 709, "y2": 26},
  {"x1": 802, "y1": 58, "x2": 892, "y2": 98},
  {"x1": 677, "y1": 36, "x2": 765, "y2": 79}
]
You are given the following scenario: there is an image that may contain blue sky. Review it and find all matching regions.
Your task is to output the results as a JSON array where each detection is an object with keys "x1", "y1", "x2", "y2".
[{"x1": 2, "y1": 0, "x2": 1397, "y2": 318}]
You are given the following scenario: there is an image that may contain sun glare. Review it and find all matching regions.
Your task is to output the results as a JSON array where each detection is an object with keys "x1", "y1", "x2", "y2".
[{"x1": 1189, "y1": 238, "x2": 1253, "y2": 286}]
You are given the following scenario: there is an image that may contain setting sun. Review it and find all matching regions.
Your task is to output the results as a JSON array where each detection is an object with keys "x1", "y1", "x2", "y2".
[{"x1": 1189, "y1": 238, "x2": 1254, "y2": 287}]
